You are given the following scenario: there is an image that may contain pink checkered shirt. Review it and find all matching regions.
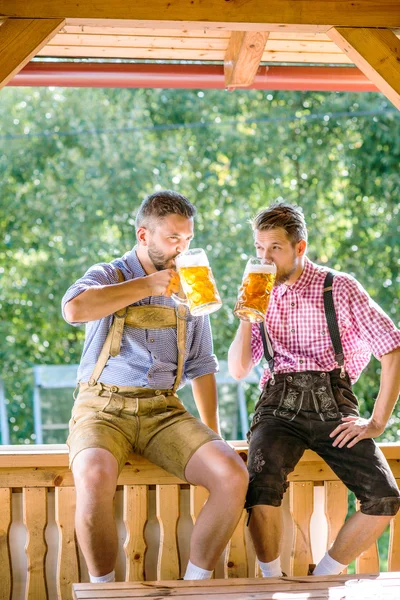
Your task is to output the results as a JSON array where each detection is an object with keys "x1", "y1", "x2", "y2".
[{"x1": 251, "y1": 258, "x2": 400, "y2": 388}]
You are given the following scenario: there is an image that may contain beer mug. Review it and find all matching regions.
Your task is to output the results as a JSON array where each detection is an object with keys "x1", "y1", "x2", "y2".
[
  {"x1": 173, "y1": 248, "x2": 222, "y2": 316},
  {"x1": 233, "y1": 257, "x2": 276, "y2": 323}
]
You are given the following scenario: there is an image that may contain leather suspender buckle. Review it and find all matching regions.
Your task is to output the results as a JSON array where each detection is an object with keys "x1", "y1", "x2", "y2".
[{"x1": 175, "y1": 305, "x2": 190, "y2": 321}]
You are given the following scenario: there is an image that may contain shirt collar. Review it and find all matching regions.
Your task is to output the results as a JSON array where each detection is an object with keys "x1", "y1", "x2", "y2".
[
  {"x1": 275, "y1": 257, "x2": 317, "y2": 297},
  {"x1": 124, "y1": 246, "x2": 146, "y2": 278}
]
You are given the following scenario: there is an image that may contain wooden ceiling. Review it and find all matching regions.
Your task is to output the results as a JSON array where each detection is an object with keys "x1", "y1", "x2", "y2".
[
  {"x1": 0, "y1": 1, "x2": 400, "y2": 107},
  {"x1": 39, "y1": 25, "x2": 357, "y2": 64}
]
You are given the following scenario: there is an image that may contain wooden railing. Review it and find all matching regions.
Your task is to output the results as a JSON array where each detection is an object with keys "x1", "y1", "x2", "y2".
[{"x1": 1, "y1": 442, "x2": 400, "y2": 600}]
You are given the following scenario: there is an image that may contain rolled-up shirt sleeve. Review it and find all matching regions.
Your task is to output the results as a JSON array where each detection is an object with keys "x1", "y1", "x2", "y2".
[
  {"x1": 184, "y1": 316, "x2": 219, "y2": 381},
  {"x1": 61, "y1": 263, "x2": 120, "y2": 326},
  {"x1": 338, "y1": 276, "x2": 400, "y2": 360}
]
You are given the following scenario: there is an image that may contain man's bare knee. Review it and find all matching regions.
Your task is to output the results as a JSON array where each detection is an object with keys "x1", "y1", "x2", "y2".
[
  {"x1": 72, "y1": 448, "x2": 118, "y2": 497},
  {"x1": 188, "y1": 442, "x2": 248, "y2": 496}
]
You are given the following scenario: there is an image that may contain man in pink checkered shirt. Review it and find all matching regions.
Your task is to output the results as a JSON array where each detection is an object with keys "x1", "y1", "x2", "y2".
[{"x1": 228, "y1": 202, "x2": 400, "y2": 578}]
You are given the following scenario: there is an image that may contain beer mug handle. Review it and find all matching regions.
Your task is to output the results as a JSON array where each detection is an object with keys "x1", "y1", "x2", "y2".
[{"x1": 171, "y1": 292, "x2": 189, "y2": 305}]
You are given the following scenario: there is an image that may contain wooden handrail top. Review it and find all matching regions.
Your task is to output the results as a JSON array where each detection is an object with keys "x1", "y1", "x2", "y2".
[{"x1": 1, "y1": 442, "x2": 400, "y2": 484}]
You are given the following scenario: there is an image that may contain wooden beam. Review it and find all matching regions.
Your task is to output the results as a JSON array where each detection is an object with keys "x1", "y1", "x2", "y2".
[
  {"x1": 0, "y1": 17, "x2": 64, "y2": 89},
  {"x1": 328, "y1": 27, "x2": 400, "y2": 109},
  {"x1": 1, "y1": 1, "x2": 400, "y2": 28},
  {"x1": 225, "y1": 31, "x2": 268, "y2": 89}
]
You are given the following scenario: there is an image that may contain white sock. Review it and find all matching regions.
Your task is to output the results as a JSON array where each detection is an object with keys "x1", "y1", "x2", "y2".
[
  {"x1": 313, "y1": 552, "x2": 347, "y2": 576},
  {"x1": 89, "y1": 570, "x2": 115, "y2": 583},
  {"x1": 259, "y1": 557, "x2": 282, "y2": 577},
  {"x1": 184, "y1": 560, "x2": 213, "y2": 580}
]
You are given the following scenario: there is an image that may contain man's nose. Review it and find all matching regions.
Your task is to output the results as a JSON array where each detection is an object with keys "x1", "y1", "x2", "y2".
[{"x1": 177, "y1": 240, "x2": 189, "y2": 254}]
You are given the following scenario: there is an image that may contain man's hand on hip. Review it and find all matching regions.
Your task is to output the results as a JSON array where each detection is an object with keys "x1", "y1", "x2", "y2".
[{"x1": 330, "y1": 415, "x2": 385, "y2": 449}]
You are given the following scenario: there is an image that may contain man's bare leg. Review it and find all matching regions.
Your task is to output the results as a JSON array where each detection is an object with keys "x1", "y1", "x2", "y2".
[
  {"x1": 184, "y1": 440, "x2": 249, "y2": 570},
  {"x1": 72, "y1": 448, "x2": 119, "y2": 577},
  {"x1": 247, "y1": 504, "x2": 283, "y2": 563},
  {"x1": 328, "y1": 511, "x2": 392, "y2": 565}
]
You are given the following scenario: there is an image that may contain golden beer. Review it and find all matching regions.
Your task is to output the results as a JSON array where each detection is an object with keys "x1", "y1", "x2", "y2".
[
  {"x1": 234, "y1": 260, "x2": 276, "y2": 323},
  {"x1": 174, "y1": 249, "x2": 222, "y2": 316}
]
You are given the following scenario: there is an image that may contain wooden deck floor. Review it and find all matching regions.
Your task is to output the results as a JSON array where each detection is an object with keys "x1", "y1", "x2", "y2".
[{"x1": 72, "y1": 572, "x2": 400, "y2": 599}]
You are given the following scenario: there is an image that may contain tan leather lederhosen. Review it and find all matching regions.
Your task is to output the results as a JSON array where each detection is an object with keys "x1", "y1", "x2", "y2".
[{"x1": 87, "y1": 269, "x2": 187, "y2": 393}]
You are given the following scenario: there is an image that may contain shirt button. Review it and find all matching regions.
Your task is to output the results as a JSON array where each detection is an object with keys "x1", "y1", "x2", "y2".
[
  {"x1": 287, "y1": 375, "x2": 293, "y2": 382},
  {"x1": 291, "y1": 302, "x2": 295, "y2": 307},
  {"x1": 110, "y1": 386, "x2": 118, "y2": 392},
  {"x1": 299, "y1": 359, "x2": 304, "y2": 364},
  {"x1": 291, "y1": 328, "x2": 295, "y2": 333},
  {"x1": 149, "y1": 338, "x2": 154, "y2": 343}
]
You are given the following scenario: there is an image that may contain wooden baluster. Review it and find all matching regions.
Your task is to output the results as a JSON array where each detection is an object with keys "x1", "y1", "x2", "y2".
[
  {"x1": 289, "y1": 481, "x2": 314, "y2": 575},
  {"x1": 388, "y1": 480, "x2": 400, "y2": 571},
  {"x1": 0, "y1": 488, "x2": 12, "y2": 600},
  {"x1": 156, "y1": 485, "x2": 180, "y2": 580},
  {"x1": 189, "y1": 485, "x2": 209, "y2": 524},
  {"x1": 124, "y1": 485, "x2": 148, "y2": 581},
  {"x1": 55, "y1": 487, "x2": 80, "y2": 600},
  {"x1": 355, "y1": 499, "x2": 380, "y2": 573},
  {"x1": 224, "y1": 509, "x2": 248, "y2": 578},
  {"x1": 23, "y1": 487, "x2": 48, "y2": 600},
  {"x1": 324, "y1": 481, "x2": 348, "y2": 573}
]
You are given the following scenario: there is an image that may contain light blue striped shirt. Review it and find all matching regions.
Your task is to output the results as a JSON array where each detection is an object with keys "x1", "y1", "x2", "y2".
[{"x1": 61, "y1": 248, "x2": 218, "y2": 389}]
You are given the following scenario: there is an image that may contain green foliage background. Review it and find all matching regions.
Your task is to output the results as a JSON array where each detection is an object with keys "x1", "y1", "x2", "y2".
[{"x1": 0, "y1": 86, "x2": 399, "y2": 444}]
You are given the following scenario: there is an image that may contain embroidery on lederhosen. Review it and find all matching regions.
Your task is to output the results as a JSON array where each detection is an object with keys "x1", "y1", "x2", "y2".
[
  {"x1": 313, "y1": 385, "x2": 339, "y2": 420},
  {"x1": 253, "y1": 448, "x2": 266, "y2": 473},
  {"x1": 293, "y1": 373, "x2": 312, "y2": 389},
  {"x1": 273, "y1": 379, "x2": 305, "y2": 421}
]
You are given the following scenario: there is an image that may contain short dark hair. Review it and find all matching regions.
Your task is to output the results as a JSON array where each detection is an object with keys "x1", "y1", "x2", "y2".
[
  {"x1": 135, "y1": 190, "x2": 196, "y2": 229},
  {"x1": 252, "y1": 201, "x2": 307, "y2": 244}
]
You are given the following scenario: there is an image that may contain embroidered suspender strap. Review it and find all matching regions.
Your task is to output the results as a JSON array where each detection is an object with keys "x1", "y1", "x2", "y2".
[
  {"x1": 109, "y1": 269, "x2": 127, "y2": 357},
  {"x1": 88, "y1": 267, "x2": 126, "y2": 385},
  {"x1": 172, "y1": 304, "x2": 187, "y2": 393},
  {"x1": 323, "y1": 271, "x2": 346, "y2": 378},
  {"x1": 259, "y1": 321, "x2": 275, "y2": 381}
]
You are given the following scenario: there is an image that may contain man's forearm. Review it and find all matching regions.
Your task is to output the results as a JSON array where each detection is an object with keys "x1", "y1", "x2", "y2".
[
  {"x1": 228, "y1": 322, "x2": 254, "y2": 380},
  {"x1": 64, "y1": 277, "x2": 150, "y2": 323},
  {"x1": 191, "y1": 373, "x2": 220, "y2": 434},
  {"x1": 371, "y1": 348, "x2": 400, "y2": 429}
]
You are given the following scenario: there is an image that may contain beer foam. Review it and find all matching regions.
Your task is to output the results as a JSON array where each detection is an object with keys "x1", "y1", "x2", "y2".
[
  {"x1": 245, "y1": 263, "x2": 276, "y2": 275},
  {"x1": 176, "y1": 249, "x2": 209, "y2": 268}
]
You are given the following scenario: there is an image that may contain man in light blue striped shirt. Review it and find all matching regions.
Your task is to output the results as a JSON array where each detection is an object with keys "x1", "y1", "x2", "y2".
[{"x1": 62, "y1": 190, "x2": 248, "y2": 584}]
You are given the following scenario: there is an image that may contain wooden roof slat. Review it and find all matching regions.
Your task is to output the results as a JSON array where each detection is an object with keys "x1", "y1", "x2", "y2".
[
  {"x1": 58, "y1": 27, "x2": 339, "y2": 43},
  {"x1": 0, "y1": 17, "x2": 64, "y2": 90},
  {"x1": 46, "y1": 34, "x2": 343, "y2": 55},
  {"x1": 63, "y1": 19, "x2": 333, "y2": 33},
  {"x1": 37, "y1": 46, "x2": 352, "y2": 64},
  {"x1": 328, "y1": 27, "x2": 400, "y2": 109},
  {"x1": 1, "y1": 0, "x2": 400, "y2": 28}
]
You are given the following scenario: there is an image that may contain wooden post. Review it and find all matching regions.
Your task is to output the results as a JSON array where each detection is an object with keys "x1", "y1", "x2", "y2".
[
  {"x1": 0, "y1": 488, "x2": 12, "y2": 600},
  {"x1": 156, "y1": 484, "x2": 180, "y2": 580},
  {"x1": 123, "y1": 485, "x2": 148, "y2": 581},
  {"x1": 224, "y1": 31, "x2": 268, "y2": 89},
  {"x1": 23, "y1": 487, "x2": 48, "y2": 600},
  {"x1": 55, "y1": 487, "x2": 80, "y2": 600},
  {"x1": 289, "y1": 481, "x2": 314, "y2": 575}
]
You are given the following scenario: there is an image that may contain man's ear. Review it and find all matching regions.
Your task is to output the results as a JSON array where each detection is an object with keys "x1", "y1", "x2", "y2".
[
  {"x1": 297, "y1": 239, "x2": 307, "y2": 257},
  {"x1": 136, "y1": 226, "x2": 148, "y2": 246}
]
